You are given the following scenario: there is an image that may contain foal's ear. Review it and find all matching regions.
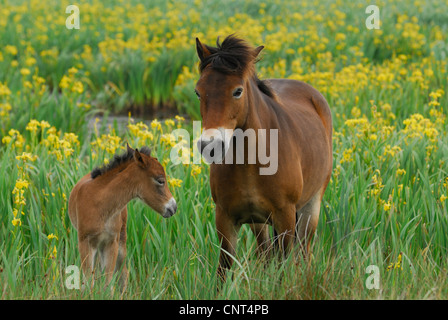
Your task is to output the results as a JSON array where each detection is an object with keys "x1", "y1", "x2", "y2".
[
  {"x1": 196, "y1": 38, "x2": 211, "y2": 61},
  {"x1": 134, "y1": 148, "x2": 145, "y2": 166},
  {"x1": 126, "y1": 143, "x2": 134, "y2": 154},
  {"x1": 254, "y1": 45, "x2": 264, "y2": 59}
]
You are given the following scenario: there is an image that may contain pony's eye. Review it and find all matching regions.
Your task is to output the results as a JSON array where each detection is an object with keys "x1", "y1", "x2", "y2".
[
  {"x1": 194, "y1": 89, "x2": 201, "y2": 100},
  {"x1": 155, "y1": 177, "x2": 165, "y2": 186},
  {"x1": 233, "y1": 87, "x2": 243, "y2": 99}
]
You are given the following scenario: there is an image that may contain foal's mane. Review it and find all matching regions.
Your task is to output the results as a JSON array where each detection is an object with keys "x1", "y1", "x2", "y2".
[
  {"x1": 199, "y1": 35, "x2": 275, "y2": 99},
  {"x1": 91, "y1": 146, "x2": 151, "y2": 179}
]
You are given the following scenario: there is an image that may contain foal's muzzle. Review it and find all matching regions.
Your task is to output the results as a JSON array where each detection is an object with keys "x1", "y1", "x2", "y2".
[{"x1": 163, "y1": 198, "x2": 177, "y2": 218}]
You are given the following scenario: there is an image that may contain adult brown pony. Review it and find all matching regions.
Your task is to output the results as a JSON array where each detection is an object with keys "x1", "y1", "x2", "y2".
[
  {"x1": 195, "y1": 35, "x2": 333, "y2": 281},
  {"x1": 68, "y1": 144, "x2": 177, "y2": 290}
]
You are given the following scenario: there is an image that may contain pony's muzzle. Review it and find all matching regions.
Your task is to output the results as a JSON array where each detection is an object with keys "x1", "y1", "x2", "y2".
[
  {"x1": 163, "y1": 197, "x2": 177, "y2": 218},
  {"x1": 198, "y1": 137, "x2": 226, "y2": 164}
]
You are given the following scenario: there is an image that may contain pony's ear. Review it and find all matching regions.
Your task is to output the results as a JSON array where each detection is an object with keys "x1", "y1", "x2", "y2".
[
  {"x1": 196, "y1": 38, "x2": 211, "y2": 62},
  {"x1": 134, "y1": 148, "x2": 145, "y2": 166},
  {"x1": 254, "y1": 45, "x2": 264, "y2": 59}
]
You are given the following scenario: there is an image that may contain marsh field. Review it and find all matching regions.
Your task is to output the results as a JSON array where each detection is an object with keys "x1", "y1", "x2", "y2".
[{"x1": 1, "y1": 0, "x2": 448, "y2": 299}]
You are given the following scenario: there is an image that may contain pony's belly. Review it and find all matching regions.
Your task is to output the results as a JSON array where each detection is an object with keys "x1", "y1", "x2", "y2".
[{"x1": 228, "y1": 197, "x2": 273, "y2": 225}]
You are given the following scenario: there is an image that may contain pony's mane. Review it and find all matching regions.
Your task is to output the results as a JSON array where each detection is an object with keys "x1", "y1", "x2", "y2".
[
  {"x1": 199, "y1": 35, "x2": 276, "y2": 99},
  {"x1": 91, "y1": 146, "x2": 151, "y2": 179}
]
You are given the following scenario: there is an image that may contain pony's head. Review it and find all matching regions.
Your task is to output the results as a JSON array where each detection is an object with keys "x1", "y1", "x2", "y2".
[{"x1": 195, "y1": 35, "x2": 272, "y2": 163}]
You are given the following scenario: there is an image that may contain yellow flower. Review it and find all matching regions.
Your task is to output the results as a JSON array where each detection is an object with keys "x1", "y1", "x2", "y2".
[
  {"x1": 165, "y1": 119, "x2": 175, "y2": 127},
  {"x1": 387, "y1": 253, "x2": 403, "y2": 271},
  {"x1": 77, "y1": 102, "x2": 91, "y2": 110},
  {"x1": 350, "y1": 107, "x2": 361, "y2": 118},
  {"x1": 383, "y1": 145, "x2": 402, "y2": 157},
  {"x1": 40, "y1": 121, "x2": 51, "y2": 129},
  {"x1": 429, "y1": 91, "x2": 443, "y2": 100},
  {"x1": 191, "y1": 164, "x2": 201, "y2": 177},
  {"x1": 59, "y1": 75, "x2": 71, "y2": 89},
  {"x1": 12, "y1": 217, "x2": 22, "y2": 227},
  {"x1": 175, "y1": 115, "x2": 185, "y2": 128},
  {"x1": 340, "y1": 148, "x2": 354, "y2": 163},
  {"x1": 71, "y1": 81, "x2": 84, "y2": 94},
  {"x1": 68, "y1": 67, "x2": 78, "y2": 75},
  {"x1": 26, "y1": 119, "x2": 41, "y2": 132},
  {"x1": 383, "y1": 201, "x2": 391, "y2": 211},
  {"x1": 47, "y1": 233, "x2": 59, "y2": 241},
  {"x1": 0, "y1": 82, "x2": 12, "y2": 96},
  {"x1": 168, "y1": 177, "x2": 182, "y2": 188},
  {"x1": 396, "y1": 168, "x2": 406, "y2": 176},
  {"x1": 441, "y1": 195, "x2": 447, "y2": 203},
  {"x1": 14, "y1": 179, "x2": 30, "y2": 190},
  {"x1": 5, "y1": 45, "x2": 18, "y2": 55},
  {"x1": 50, "y1": 245, "x2": 57, "y2": 259},
  {"x1": 151, "y1": 119, "x2": 162, "y2": 131},
  {"x1": 12, "y1": 208, "x2": 24, "y2": 217},
  {"x1": 161, "y1": 133, "x2": 176, "y2": 147},
  {"x1": 20, "y1": 68, "x2": 31, "y2": 76},
  {"x1": 16, "y1": 152, "x2": 38, "y2": 162},
  {"x1": 335, "y1": 33, "x2": 346, "y2": 41},
  {"x1": 2, "y1": 136, "x2": 12, "y2": 144},
  {"x1": 25, "y1": 57, "x2": 36, "y2": 66}
]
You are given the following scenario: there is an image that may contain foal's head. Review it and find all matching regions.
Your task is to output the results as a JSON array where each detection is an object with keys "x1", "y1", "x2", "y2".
[
  {"x1": 92, "y1": 144, "x2": 177, "y2": 218},
  {"x1": 131, "y1": 146, "x2": 177, "y2": 218},
  {"x1": 195, "y1": 35, "x2": 273, "y2": 162}
]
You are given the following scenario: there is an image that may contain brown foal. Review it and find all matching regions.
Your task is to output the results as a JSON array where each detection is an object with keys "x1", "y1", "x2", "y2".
[{"x1": 68, "y1": 144, "x2": 177, "y2": 289}]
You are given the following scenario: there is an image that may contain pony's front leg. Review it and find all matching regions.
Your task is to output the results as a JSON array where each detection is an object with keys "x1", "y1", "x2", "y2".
[
  {"x1": 249, "y1": 223, "x2": 271, "y2": 257},
  {"x1": 216, "y1": 207, "x2": 240, "y2": 284}
]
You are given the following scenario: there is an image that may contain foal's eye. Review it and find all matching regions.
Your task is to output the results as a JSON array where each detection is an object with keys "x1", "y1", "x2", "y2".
[
  {"x1": 194, "y1": 89, "x2": 201, "y2": 100},
  {"x1": 233, "y1": 87, "x2": 243, "y2": 99},
  {"x1": 155, "y1": 177, "x2": 165, "y2": 186}
]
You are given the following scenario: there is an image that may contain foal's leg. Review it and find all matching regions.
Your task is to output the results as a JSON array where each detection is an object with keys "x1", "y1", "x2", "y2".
[
  {"x1": 100, "y1": 237, "x2": 119, "y2": 287},
  {"x1": 296, "y1": 191, "x2": 322, "y2": 256},
  {"x1": 115, "y1": 208, "x2": 128, "y2": 291},
  {"x1": 78, "y1": 236, "x2": 96, "y2": 289},
  {"x1": 216, "y1": 207, "x2": 240, "y2": 283}
]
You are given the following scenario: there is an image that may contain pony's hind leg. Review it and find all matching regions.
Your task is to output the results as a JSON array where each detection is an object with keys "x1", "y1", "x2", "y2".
[{"x1": 295, "y1": 190, "x2": 322, "y2": 256}]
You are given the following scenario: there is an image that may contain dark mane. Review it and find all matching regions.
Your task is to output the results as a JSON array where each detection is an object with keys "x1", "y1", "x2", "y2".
[
  {"x1": 199, "y1": 35, "x2": 276, "y2": 99},
  {"x1": 256, "y1": 77, "x2": 275, "y2": 99},
  {"x1": 91, "y1": 146, "x2": 151, "y2": 179}
]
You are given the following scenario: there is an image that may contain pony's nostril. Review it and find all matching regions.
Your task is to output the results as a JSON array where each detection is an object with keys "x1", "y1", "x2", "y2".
[
  {"x1": 199, "y1": 138, "x2": 213, "y2": 154},
  {"x1": 199, "y1": 138, "x2": 226, "y2": 163}
]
